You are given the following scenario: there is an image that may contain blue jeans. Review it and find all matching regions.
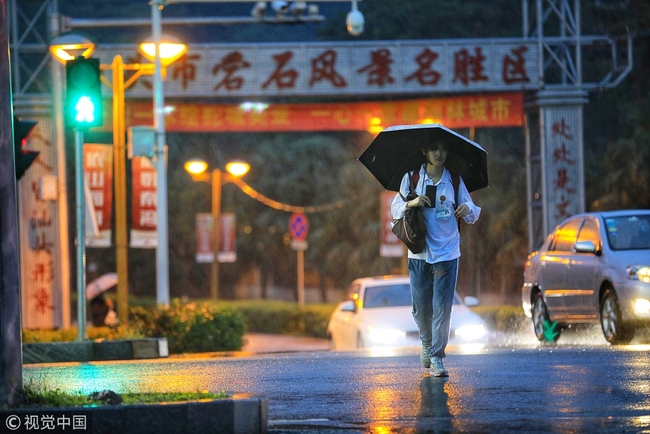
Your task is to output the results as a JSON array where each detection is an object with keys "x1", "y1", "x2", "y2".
[{"x1": 409, "y1": 258, "x2": 459, "y2": 359}]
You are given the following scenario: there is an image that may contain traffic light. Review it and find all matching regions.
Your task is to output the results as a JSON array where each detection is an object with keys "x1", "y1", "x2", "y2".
[
  {"x1": 65, "y1": 57, "x2": 103, "y2": 128},
  {"x1": 13, "y1": 116, "x2": 39, "y2": 180}
]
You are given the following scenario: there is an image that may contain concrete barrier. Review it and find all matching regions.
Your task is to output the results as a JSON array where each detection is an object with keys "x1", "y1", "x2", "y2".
[
  {"x1": 0, "y1": 393, "x2": 268, "y2": 434},
  {"x1": 22, "y1": 338, "x2": 169, "y2": 364}
]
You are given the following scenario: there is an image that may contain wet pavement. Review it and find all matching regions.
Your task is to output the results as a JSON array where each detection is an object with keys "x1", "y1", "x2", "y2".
[{"x1": 24, "y1": 329, "x2": 650, "y2": 433}]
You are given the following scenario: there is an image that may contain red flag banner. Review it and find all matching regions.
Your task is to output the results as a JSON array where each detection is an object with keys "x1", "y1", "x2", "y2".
[
  {"x1": 84, "y1": 144, "x2": 113, "y2": 248},
  {"x1": 114, "y1": 93, "x2": 523, "y2": 134},
  {"x1": 130, "y1": 156, "x2": 157, "y2": 248}
]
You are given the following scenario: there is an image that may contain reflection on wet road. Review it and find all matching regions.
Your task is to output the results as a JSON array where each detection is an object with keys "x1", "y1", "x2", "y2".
[{"x1": 25, "y1": 336, "x2": 650, "y2": 433}]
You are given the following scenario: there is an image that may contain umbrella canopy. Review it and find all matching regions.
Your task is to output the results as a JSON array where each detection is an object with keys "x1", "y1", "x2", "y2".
[
  {"x1": 86, "y1": 272, "x2": 118, "y2": 300},
  {"x1": 358, "y1": 124, "x2": 488, "y2": 193}
]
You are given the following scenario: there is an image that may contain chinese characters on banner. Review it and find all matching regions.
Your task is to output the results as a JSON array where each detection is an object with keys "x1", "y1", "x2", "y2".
[
  {"x1": 84, "y1": 144, "x2": 113, "y2": 247},
  {"x1": 120, "y1": 92, "x2": 523, "y2": 133},
  {"x1": 97, "y1": 39, "x2": 537, "y2": 99},
  {"x1": 545, "y1": 110, "x2": 582, "y2": 231},
  {"x1": 380, "y1": 191, "x2": 403, "y2": 257},
  {"x1": 194, "y1": 213, "x2": 237, "y2": 263},
  {"x1": 23, "y1": 126, "x2": 56, "y2": 328},
  {"x1": 130, "y1": 156, "x2": 157, "y2": 248},
  {"x1": 26, "y1": 187, "x2": 56, "y2": 329}
]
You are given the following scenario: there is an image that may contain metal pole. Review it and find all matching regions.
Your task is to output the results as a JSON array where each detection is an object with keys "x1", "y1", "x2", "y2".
[
  {"x1": 152, "y1": 1, "x2": 170, "y2": 306},
  {"x1": 211, "y1": 169, "x2": 222, "y2": 300},
  {"x1": 49, "y1": 3, "x2": 72, "y2": 329},
  {"x1": 112, "y1": 55, "x2": 129, "y2": 323},
  {"x1": 75, "y1": 129, "x2": 87, "y2": 340},
  {"x1": 0, "y1": 0, "x2": 23, "y2": 404},
  {"x1": 297, "y1": 249, "x2": 305, "y2": 307}
]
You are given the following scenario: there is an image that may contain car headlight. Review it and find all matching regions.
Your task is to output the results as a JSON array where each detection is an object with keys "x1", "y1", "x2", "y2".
[
  {"x1": 454, "y1": 324, "x2": 486, "y2": 341},
  {"x1": 626, "y1": 265, "x2": 650, "y2": 283},
  {"x1": 634, "y1": 299, "x2": 650, "y2": 315},
  {"x1": 367, "y1": 327, "x2": 406, "y2": 345}
]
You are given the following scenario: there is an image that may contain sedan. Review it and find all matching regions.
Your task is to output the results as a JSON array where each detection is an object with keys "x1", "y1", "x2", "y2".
[
  {"x1": 521, "y1": 210, "x2": 650, "y2": 344},
  {"x1": 327, "y1": 275, "x2": 488, "y2": 350}
]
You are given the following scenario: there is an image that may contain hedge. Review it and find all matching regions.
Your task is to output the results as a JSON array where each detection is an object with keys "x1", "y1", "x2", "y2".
[{"x1": 129, "y1": 300, "x2": 246, "y2": 353}]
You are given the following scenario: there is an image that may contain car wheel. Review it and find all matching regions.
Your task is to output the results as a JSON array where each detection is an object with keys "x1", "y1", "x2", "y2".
[
  {"x1": 356, "y1": 332, "x2": 365, "y2": 349},
  {"x1": 600, "y1": 289, "x2": 634, "y2": 345},
  {"x1": 532, "y1": 292, "x2": 560, "y2": 342}
]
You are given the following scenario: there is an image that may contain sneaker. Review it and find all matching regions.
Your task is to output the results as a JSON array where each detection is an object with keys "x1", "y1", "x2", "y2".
[
  {"x1": 420, "y1": 346, "x2": 431, "y2": 368},
  {"x1": 430, "y1": 357, "x2": 449, "y2": 377}
]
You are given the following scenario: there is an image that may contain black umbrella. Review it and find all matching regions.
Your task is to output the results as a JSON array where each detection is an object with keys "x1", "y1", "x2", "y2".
[{"x1": 358, "y1": 124, "x2": 488, "y2": 193}]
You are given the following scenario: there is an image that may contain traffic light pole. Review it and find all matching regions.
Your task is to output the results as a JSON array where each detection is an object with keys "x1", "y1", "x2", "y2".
[{"x1": 74, "y1": 129, "x2": 87, "y2": 340}]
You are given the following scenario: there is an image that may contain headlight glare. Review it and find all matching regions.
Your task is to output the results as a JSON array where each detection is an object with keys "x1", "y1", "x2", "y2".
[
  {"x1": 367, "y1": 327, "x2": 406, "y2": 344},
  {"x1": 454, "y1": 324, "x2": 486, "y2": 341}
]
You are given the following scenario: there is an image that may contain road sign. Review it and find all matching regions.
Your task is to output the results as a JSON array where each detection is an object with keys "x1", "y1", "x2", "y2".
[{"x1": 289, "y1": 213, "x2": 309, "y2": 241}]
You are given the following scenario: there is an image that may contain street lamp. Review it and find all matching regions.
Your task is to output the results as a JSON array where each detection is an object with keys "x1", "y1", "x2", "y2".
[
  {"x1": 184, "y1": 158, "x2": 250, "y2": 300},
  {"x1": 50, "y1": 32, "x2": 186, "y2": 326}
]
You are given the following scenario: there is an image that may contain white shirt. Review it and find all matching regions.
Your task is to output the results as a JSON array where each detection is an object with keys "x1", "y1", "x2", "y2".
[{"x1": 390, "y1": 165, "x2": 481, "y2": 263}]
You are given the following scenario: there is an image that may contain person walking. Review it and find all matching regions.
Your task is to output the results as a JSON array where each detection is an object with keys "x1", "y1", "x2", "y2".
[{"x1": 391, "y1": 141, "x2": 481, "y2": 377}]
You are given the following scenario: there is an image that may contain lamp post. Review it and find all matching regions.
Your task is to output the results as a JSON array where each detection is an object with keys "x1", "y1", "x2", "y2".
[
  {"x1": 185, "y1": 159, "x2": 250, "y2": 300},
  {"x1": 50, "y1": 32, "x2": 186, "y2": 323}
]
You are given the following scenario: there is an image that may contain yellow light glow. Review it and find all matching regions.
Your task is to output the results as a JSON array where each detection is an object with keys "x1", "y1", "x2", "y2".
[
  {"x1": 49, "y1": 44, "x2": 96, "y2": 63},
  {"x1": 634, "y1": 299, "x2": 650, "y2": 315},
  {"x1": 367, "y1": 117, "x2": 383, "y2": 135},
  {"x1": 49, "y1": 33, "x2": 96, "y2": 64},
  {"x1": 225, "y1": 161, "x2": 250, "y2": 177},
  {"x1": 139, "y1": 37, "x2": 187, "y2": 67},
  {"x1": 184, "y1": 159, "x2": 208, "y2": 175},
  {"x1": 638, "y1": 267, "x2": 650, "y2": 283},
  {"x1": 368, "y1": 126, "x2": 383, "y2": 135}
]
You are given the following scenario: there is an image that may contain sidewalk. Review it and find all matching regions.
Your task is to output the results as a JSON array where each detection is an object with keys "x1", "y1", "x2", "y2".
[{"x1": 242, "y1": 333, "x2": 329, "y2": 353}]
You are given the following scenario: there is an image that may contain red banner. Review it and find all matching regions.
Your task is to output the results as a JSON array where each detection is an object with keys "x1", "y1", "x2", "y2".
[
  {"x1": 84, "y1": 144, "x2": 113, "y2": 248},
  {"x1": 101, "y1": 93, "x2": 523, "y2": 134},
  {"x1": 130, "y1": 156, "x2": 157, "y2": 248}
]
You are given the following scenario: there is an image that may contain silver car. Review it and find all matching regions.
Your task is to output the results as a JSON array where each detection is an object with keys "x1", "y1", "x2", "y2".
[{"x1": 521, "y1": 210, "x2": 650, "y2": 344}]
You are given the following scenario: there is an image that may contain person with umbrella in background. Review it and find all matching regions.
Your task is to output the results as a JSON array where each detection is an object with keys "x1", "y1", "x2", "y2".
[{"x1": 359, "y1": 124, "x2": 487, "y2": 377}]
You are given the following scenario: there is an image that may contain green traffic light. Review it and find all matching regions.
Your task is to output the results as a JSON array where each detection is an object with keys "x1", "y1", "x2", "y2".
[
  {"x1": 65, "y1": 57, "x2": 103, "y2": 128},
  {"x1": 74, "y1": 96, "x2": 96, "y2": 123}
]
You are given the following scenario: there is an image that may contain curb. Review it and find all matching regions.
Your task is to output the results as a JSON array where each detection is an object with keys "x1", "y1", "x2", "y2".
[
  {"x1": 22, "y1": 339, "x2": 169, "y2": 364},
  {"x1": 1, "y1": 393, "x2": 268, "y2": 434}
]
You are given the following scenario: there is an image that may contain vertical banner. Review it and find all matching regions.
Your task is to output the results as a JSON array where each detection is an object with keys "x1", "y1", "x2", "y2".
[
  {"x1": 130, "y1": 156, "x2": 157, "y2": 248},
  {"x1": 218, "y1": 213, "x2": 237, "y2": 263},
  {"x1": 542, "y1": 106, "x2": 585, "y2": 235},
  {"x1": 84, "y1": 144, "x2": 113, "y2": 247},
  {"x1": 195, "y1": 213, "x2": 214, "y2": 263},
  {"x1": 195, "y1": 213, "x2": 237, "y2": 263},
  {"x1": 380, "y1": 191, "x2": 402, "y2": 257}
]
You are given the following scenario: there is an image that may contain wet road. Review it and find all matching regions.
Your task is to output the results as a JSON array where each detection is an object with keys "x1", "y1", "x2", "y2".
[{"x1": 24, "y1": 330, "x2": 650, "y2": 433}]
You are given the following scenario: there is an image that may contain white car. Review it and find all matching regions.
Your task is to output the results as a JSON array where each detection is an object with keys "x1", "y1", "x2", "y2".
[{"x1": 327, "y1": 275, "x2": 488, "y2": 350}]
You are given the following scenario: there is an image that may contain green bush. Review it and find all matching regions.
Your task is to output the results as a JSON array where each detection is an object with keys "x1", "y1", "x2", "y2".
[
  {"x1": 129, "y1": 300, "x2": 246, "y2": 354},
  {"x1": 220, "y1": 300, "x2": 336, "y2": 339},
  {"x1": 22, "y1": 326, "x2": 143, "y2": 343}
]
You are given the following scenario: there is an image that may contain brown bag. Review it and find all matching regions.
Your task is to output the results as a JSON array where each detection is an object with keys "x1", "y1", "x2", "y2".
[{"x1": 392, "y1": 171, "x2": 427, "y2": 254}]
